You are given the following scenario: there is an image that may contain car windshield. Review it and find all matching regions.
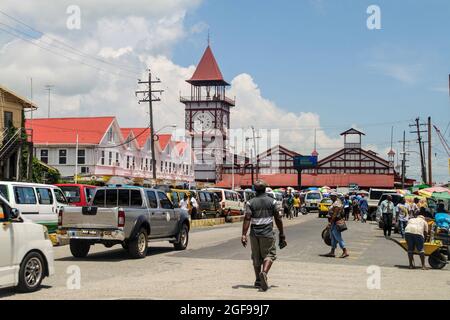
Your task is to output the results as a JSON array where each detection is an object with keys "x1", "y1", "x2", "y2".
[
  {"x1": 379, "y1": 194, "x2": 403, "y2": 206},
  {"x1": 60, "y1": 186, "x2": 81, "y2": 202},
  {"x1": 370, "y1": 190, "x2": 395, "y2": 200},
  {"x1": 307, "y1": 193, "x2": 321, "y2": 200}
]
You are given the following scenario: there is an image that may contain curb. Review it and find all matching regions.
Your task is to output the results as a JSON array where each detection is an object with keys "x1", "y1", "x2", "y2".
[{"x1": 191, "y1": 217, "x2": 226, "y2": 228}]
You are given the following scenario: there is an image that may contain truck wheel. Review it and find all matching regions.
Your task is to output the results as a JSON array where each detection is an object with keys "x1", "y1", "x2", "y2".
[
  {"x1": 128, "y1": 228, "x2": 148, "y2": 259},
  {"x1": 70, "y1": 240, "x2": 91, "y2": 258},
  {"x1": 17, "y1": 252, "x2": 45, "y2": 293},
  {"x1": 174, "y1": 224, "x2": 189, "y2": 251},
  {"x1": 428, "y1": 250, "x2": 447, "y2": 269}
]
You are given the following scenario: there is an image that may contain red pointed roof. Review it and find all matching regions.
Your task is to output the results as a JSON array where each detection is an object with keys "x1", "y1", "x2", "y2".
[
  {"x1": 157, "y1": 134, "x2": 172, "y2": 151},
  {"x1": 25, "y1": 117, "x2": 115, "y2": 145},
  {"x1": 121, "y1": 128, "x2": 151, "y2": 148},
  {"x1": 187, "y1": 46, "x2": 229, "y2": 86}
]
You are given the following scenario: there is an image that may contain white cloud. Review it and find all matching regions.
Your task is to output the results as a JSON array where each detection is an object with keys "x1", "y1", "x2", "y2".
[
  {"x1": 229, "y1": 73, "x2": 342, "y2": 155},
  {"x1": 368, "y1": 62, "x2": 423, "y2": 85}
]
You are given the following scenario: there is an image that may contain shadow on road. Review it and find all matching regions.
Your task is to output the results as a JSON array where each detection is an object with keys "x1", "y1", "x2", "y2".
[
  {"x1": 56, "y1": 246, "x2": 174, "y2": 262},
  {"x1": 232, "y1": 284, "x2": 278, "y2": 291},
  {"x1": 0, "y1": 285, "x2": 52, "y2": 299}
]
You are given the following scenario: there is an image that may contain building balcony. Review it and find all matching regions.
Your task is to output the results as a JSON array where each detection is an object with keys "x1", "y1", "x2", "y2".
[{"x1": 180, "y1": 95, "x2": 235, "y2": 106}]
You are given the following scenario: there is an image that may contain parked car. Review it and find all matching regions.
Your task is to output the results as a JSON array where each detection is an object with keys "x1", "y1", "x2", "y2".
[
  {"x1": 196, "y1": 190, "x2": 222, "y2": 218},
  {"x1": 318, "y1": 198, "x2": 333, "y2": 218},
  {"x1": 376, "y1": 193, "x2": 405, "y2": 229},
  {"x1": 0, "y1": 182, "x2": 68, "y2": 234},
  {"x1": 0, "y1": 194, "x2": 54, "y2": 292},
  {"x1": 59, "y1": 186, "x2": 190, "y2": 259},
  {"x1": 237, "y1": 189, "x2": 256, "y2": 203},
  {"x1": 266, "y1": 189, "x2": 283, "y2": 209},
  {"x1": 368, "y1": 188, "x2": 397, "y2": 219},
  {"x1": 304, "y1": 191, "x2": 323, "y2": 212},
  {"x1": 206, "y1": 188, "x2": 244, "y2": 216},
  {"x1": 56, "y1": 184, "x2": 97, "y2": 207}
]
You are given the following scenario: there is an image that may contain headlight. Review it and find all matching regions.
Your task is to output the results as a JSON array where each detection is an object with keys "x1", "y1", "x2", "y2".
[{"x1": 43, "y1": 226, "x2": 50, "y2": 240}]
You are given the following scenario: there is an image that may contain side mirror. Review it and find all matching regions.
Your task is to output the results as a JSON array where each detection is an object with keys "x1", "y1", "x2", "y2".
[{"x1": 11, "y1": 208, "x2": 20, "y2": 219}]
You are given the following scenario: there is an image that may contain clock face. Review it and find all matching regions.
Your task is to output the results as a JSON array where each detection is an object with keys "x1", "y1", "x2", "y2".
[{"x1": 193, "y1": 112, "x2": 213, "y2": 132}]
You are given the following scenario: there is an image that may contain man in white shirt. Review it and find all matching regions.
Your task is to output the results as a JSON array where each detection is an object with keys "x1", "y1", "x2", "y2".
[
  {"x1": 380, "y1": 195, "x2": 395, "y2": 238},
  {"x1": 190, "y1": 194, "x2": 199, "y2": 219},
  {"x1": 179, "y1": 194, "x2": 189, "y2": 211},
  {"x1": 405, "y1": 214, "x2": 429, "y2": 270}
]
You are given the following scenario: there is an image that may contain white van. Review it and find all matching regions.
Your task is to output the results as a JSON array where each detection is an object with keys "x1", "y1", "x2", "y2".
[
  {"x1": 206, "y1": 188, "x2": 244, "y2": 216},
  {"x1": 0, "y1": 194, "x2": 54, "y2": 292},
  {"x1": 0, "y1": 182, "x2": 68, "y2": 234},
  {"x1": 304, "y1": 191, "x2": 323, "y2": 211}
]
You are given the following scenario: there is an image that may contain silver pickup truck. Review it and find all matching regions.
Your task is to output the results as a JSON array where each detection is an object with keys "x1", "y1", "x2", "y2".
[{"x1": 58, "y1": 186, "x2": 190, "y2": 259}]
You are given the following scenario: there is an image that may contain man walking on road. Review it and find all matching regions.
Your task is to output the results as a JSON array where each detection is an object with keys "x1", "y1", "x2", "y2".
[
  {"x1": 381, "y1": 195, "x2": 395, "y2": 238},
  {"x1": 359, "y1": 194, "x2": 368, "y2": 223},
  {"x1": 241, "y1": 180, "x2": 286, "y2": 291}
]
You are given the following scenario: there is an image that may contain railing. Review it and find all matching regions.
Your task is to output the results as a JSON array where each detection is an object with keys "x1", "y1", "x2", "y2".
[
  {"x1": 180, "y1": 95, "x2": 235, "y2": 106},
  {"x1": 0, "y1": 127, "x2": 22, "y2": 160}
]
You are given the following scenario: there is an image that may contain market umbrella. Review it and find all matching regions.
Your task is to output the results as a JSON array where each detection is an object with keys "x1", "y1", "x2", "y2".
[{"x1": 432, "y1": 192, "x2": 450, "y2": 201}]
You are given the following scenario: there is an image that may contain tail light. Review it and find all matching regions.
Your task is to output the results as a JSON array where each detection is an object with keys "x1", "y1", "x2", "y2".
[
  {"x1": 58, "y1": 208, "x2": 63, "y2": 227},
  {"x1": 221, "y1": 202, "x2": 225, "y2": 209},
  {"x1": 118, "y1": 209, "x2": 125, "y2": 228}
]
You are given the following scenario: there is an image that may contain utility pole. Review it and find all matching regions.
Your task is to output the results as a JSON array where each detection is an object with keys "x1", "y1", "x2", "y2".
[
  {"x1": 135, "y1": 70, "x2": 164, "y2": 183},
  {"x1": 400, "y1": 131, "x2": 406, "y2": 189},
  {"x1": 44, "y1": 85, "x2": 54, "y2": 118},
  {"x1": 427, "y1": 116, "x2": 432, "y2": 186},
  {"x1": 410, "y1": 117, "x2": 428, "y2": 184}
]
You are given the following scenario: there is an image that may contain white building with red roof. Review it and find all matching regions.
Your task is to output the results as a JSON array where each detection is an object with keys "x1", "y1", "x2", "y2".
[{"x1": 25, "y1": 117, "x2": 194, "y2": 185}]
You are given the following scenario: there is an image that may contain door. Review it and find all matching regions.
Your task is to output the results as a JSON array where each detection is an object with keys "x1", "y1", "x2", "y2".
[
  {"x1": 0, "y1": 200, "x2": 15, "y2": 287},
  {"x1": 157, "y1": 191, "x2": 177, "y2": 236},
  {"x1": 146, "y1": 190, "x2": 163, "y2": 237}
]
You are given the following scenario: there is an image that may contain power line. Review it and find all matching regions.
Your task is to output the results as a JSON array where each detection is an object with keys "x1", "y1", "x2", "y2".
[
  {"x1": 0, "y1": 10, "x2": 141, "y2": 76},
  {"x1": 0, "y1": 25, "x2": 137, "y2": 80}
]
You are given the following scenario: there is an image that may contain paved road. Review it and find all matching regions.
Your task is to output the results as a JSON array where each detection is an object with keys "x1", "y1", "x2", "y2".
[{"x1": 2, "y1": 214, "x2": 449, "y2": 300}]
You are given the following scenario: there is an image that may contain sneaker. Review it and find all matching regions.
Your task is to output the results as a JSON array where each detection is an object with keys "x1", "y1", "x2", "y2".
[{"x1": 259, "y1": 272, "x2": 269, "y2": 291}]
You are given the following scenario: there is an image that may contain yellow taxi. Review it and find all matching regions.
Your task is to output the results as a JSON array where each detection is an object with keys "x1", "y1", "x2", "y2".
[{"x1": 318, "y1": 198, "x2": 333, "y2": 218}]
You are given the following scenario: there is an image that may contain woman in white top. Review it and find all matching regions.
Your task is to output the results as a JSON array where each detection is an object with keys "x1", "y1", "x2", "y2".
[{"x1": 404, "y1": 213, "x2": 429, "y2": 270}]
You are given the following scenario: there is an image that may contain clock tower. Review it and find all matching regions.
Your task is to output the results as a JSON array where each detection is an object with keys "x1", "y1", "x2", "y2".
[{"x1": 180, "y1": 45, "x2": 235, "y2": 183}]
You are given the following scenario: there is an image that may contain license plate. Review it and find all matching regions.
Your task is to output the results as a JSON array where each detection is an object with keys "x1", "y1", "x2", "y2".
[{"x1": 69, "y1": 230, "x2": 98, "y2": 237}]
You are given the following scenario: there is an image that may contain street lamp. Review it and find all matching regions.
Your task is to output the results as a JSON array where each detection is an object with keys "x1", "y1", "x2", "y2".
[
  {"x1": 229, "y1": 145, "x2": 237, "y2": 190},
  {"x1": 150, "y1": 124, "x2": 177, "y2": 184}
]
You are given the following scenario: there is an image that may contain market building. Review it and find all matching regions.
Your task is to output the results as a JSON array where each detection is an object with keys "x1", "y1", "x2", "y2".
[{"x1": 217, "y1": 128, "x2": 403, "y2": 189}]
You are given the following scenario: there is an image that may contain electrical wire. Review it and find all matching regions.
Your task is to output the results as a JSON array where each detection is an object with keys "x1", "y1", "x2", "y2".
[{"x1": 0, "y1": 10, "x2": 141, "y2": 76}]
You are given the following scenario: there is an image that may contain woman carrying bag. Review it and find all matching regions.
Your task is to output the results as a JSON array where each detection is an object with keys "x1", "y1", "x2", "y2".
[{"x1": 322, "y1": 193, "x2": 349, "y2": 258}]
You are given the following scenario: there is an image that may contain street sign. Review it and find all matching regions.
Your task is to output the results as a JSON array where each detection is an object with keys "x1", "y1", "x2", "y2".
[{"x1": 293, "y1": 156, "x2": 318, "y2": 170}]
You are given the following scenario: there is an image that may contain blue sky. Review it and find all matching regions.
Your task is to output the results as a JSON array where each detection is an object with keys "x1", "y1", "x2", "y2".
[{"x1": 174, "y1": 0, "x2": 450, "y2": 182}]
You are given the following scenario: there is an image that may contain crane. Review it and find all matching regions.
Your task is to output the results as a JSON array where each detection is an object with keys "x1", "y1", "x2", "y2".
[{"x1": 433, "y1": 125, "x2": 450, "y2": 156}]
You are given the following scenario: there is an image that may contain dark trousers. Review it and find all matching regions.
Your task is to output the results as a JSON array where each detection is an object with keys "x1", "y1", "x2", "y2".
[
  {"x1": 344, "y1": 207, "x2": 350, "y2": 221},
  {"x1": 383, "y1": 213, "x2": 393, "y2": 237}
]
